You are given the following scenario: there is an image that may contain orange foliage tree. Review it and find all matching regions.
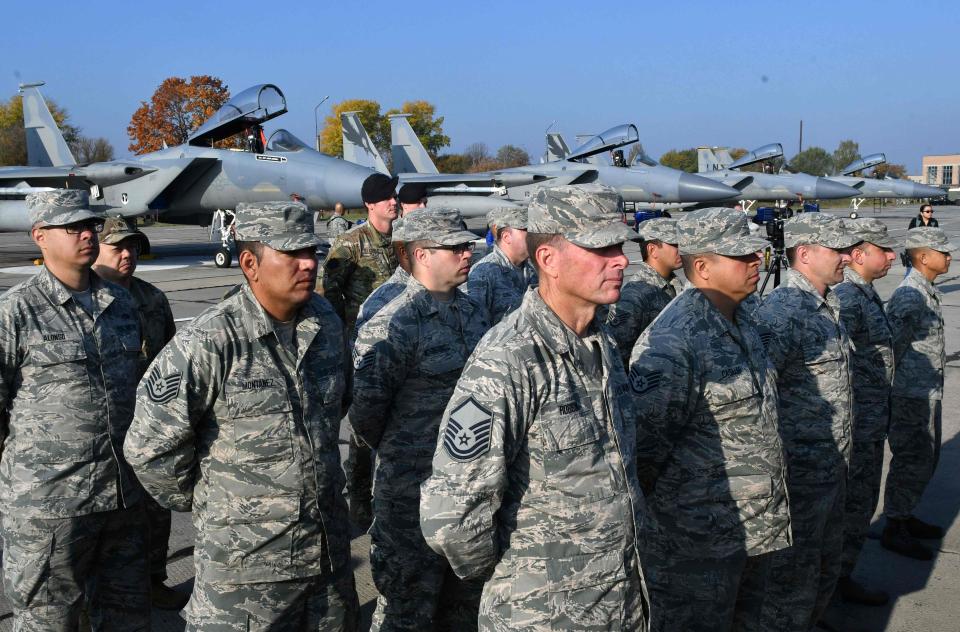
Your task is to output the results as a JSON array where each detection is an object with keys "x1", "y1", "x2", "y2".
[{"x1": 126, "y1": 76, "x2": 230, "y2": 154}]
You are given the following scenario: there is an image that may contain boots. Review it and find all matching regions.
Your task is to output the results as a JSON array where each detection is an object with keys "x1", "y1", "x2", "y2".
[
  {"x1": 881, "y1": 518, "x2": 934, "y2": 560},
  {"x1": 837, "y1": 576, "x2": 890, "y2": 606},
  {"x1": 905, "y1": 515, "x2": 945, "y2": 539},
  {"x1": 151, "y1": 576, "x2": 191, "y2": 610}
]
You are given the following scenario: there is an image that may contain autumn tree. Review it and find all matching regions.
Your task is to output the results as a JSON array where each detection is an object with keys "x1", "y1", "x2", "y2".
[
  {"x1": 495, "y1": 145, "x2": 530, "y2": 168},
  {"x1": 788, "y1": 147, "x2": 834, "y2": 176},
  {"x1": 435, "y1": 153, "x2": 472, "y2": 173},
  {"x1": 658, "y1": 148, "x2": 698, "y2": 173},
  {"x1": 384, "y1": 101, "x2": 450, "y2": 157},
  {"x1": 127, "y1": 75, "x2": 230, "y2": 154},
  {"x1": 872, "y1": 162, "x2": 907, "y2": 179},
  {"x1": 0, "y1": 93, "x2": 80, "y2": 166},
  {"x1": 319, "y1": 99, "x2": 388, "y2": 159},
  {"x1": 464, "y1": 143, "x2": 490, "y2": 170},
  {"x1": 832, "y1": 140, "x2": 860, "y2": 174}
]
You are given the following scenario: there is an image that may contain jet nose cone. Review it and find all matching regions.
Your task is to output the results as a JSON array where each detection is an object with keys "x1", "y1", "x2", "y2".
[
  {"x1": 814, "y1": 178, "x2": 861, "y2": 199},
  {"x1": 677, "y1": 172, "x2": 741, "y2": 202},
  {"x1": 325, "y1": 162, "x2": 378, "y2": 208}
]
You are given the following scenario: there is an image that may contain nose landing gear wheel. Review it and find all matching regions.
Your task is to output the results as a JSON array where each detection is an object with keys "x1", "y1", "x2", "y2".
[{"x1": 215, "y1": 247, "x2": 232, "y2": 268}]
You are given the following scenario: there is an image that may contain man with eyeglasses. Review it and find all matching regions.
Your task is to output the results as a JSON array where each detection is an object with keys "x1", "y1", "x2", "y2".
[
  {"x1": 0, "y1": 190, "x2": 150, "y2": 630},
  {"x1": 92, "y1": 216, "x2": 186, "y2": 610},
  {"x1": 351, "y1": 209, "x2": 489, "y2": 631}
]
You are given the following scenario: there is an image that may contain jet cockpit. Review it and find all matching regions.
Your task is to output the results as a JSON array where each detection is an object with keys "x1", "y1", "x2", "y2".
[{"x1": 187, "y1": 84, "x2": 287, "y2": 148}]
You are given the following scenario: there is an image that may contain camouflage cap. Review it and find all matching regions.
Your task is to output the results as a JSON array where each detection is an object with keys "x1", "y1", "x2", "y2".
[
  {"x1": 678, "y1": 207, "x2": 769, "y2": 256},
  {"x1": 26, "y1": 189, "x2": 104, "y2": 227},
  {"x1": 486, "y1": 206, "x2": 528, "y2": 231},
  {"x1": 636, "y1": 217, "x2": 678, "y2": 244},
  {"x1": 232, "y1": 201, "x2": 322, "y2": 252},
  {"x1": 390, "y1": 216, "x2": 407, "y2": 243},
  {"x1": 526, "y1": 184, "x2": 636, "y2": 248},
  {"x1": 100, "y1": 216, "x2": 148, "y2": 247},
  {"x1": 905, "y1": 226, "x2": 958, "y2": 253},
  {"x1": 400, "y1": 208, "x2": 476, "y2": 245},
  {"x1": 784, "y1": 212, "x2": 860, "y2": 249},
  {"x1": 841, "y1": 217, "x2": 901, "y2": 249}
]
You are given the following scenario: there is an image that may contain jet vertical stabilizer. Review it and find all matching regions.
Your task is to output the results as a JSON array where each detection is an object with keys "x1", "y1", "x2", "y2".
[
  {"x1": 698, "y1": 147, "x2": 725, "y2": 173},
  {"x1": 20, "y1": 82, "x2": 76, "y2": 167},
  {"x1": 390, "y1": 114, "x2": 438, "y2": 174},
  {"x1": 714, "y1": 148, "x2": 734, "y2": 168},
  {"x1": 341, "y1": 111, "x2": 389, "y2": 175},
  {"x1": 545, "y1": 133, "x2": 570, "y2": 162}
]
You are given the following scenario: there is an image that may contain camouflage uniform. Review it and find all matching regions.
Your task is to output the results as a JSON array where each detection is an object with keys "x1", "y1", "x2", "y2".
[
  {"x1": 355, "y1": 266, "x2": 410, "y2": 336},
  {"x1": 327, "y1": 215, "x2": 351, "y2": 239},
  {"x1": 629, "y1": 208, "x2": 790, "y2": 632},
  {"x1": 350, "y1": 211, "x2": 489, "y2": 631},
  {"x1": 606, "y1": 262, "x2": 680, "y2": 368},
  {"x1": 755, "y1": 215, "x2": 857, "y2": 632},
  {"x1": 467, "y1": 244, "x2": 537, "y2": 323},
  {"x1": 421, "y1": 186, "x2": 649, "y2": 632},
  {"x1": 0, "y1": 189, "x2": 149, "y2": 631},
  {"x1": 834, "y1": 262, "x2": 895, "y2": 577},
  {"x1": 125, "y1": 202, "x2": 359, "y2": 631},
  {"x1": 317, "y1": 220, "x2": 397, "y2": 516},
  {"x1": 884, "y1": 264, "x2": 948, "y2": 520}
]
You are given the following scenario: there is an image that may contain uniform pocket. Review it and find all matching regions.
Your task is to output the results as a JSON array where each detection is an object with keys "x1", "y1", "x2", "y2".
[
  {"x1": 206, "y1": 494, "x2": 299, "y2": 570},
  {"x1": 21, "y1": 438, "x2": 95, "y2": 499},
  {"x1": 226, "y1": 384, "x2": 294, "y2": 465}
]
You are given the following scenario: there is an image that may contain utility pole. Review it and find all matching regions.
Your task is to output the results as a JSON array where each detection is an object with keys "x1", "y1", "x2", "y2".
[
  {"x1": 314, "y1": 96, "x2": 330, "y2": 151},
  {"x1": 798, "y1": 120, "x2": 803, "y2": 155}
]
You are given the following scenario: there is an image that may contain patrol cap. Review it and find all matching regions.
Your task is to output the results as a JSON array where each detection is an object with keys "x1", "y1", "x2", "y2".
[
  {"x1": 783, "y1": 213, "x2": 860, "y2": 249},
  {"x1": 841, "y1": 217, "x2": 901, "y2": 249},
  {"x1": 526, "y1": 184, "x2": 636, "y2": 248},
  {"x1": 361, "y1": 173, "x2": 399, "y2": 204},
  {"x1": 100, "y1": 216, "x2": 149, "y2": 248},
  {"x1": 636, "y1": 217, "x2": 678, "y2": 244},
  {"x1": 486, "y1": 206, "x2": 528, "y2": 231},
  {"x1": 904, "y1": 226, "x2": 958, "y2": 253},
  {"x1": 390, "y1": 216, "x2": 407, "y2": 243},
  {"x1": 232, "y1": 201, "x2": 323, "y2": 252},
  {"x1": 27, "y1": 189, "x2": 104, "y2": 227},
  {"x1": 400, "y1": 208, "x2": 476, "y2": 245},
  {"x1": 678, "y1": 207, "x2": 769, "y2": 256},
  {"x1": 398, "y1": 182, "x2": 428, "y2": 204}
]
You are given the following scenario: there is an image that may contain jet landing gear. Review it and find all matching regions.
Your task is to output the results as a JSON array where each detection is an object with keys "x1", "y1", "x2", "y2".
[{"x1": 210, "y1": 209, "x2": 236, "y2": 268}]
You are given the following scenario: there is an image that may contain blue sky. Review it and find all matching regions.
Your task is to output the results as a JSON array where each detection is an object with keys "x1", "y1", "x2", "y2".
[{"x1": 3, "y1": 0, "x2": 956, "y2": 172}]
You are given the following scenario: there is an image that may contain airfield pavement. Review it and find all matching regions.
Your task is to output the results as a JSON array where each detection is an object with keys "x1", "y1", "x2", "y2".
[{"x1": 0, "y1": 203, "x2": 956, "y2": 631}]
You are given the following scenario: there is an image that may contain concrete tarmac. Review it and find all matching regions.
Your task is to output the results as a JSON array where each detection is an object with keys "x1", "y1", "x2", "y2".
[{"x1": 0, "y1": 204, "x2": 955, "y2": 630}]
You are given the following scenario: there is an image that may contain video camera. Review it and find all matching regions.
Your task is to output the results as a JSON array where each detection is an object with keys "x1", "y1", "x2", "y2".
[{"x1": 765, "y1": 209, "x2": 785, "y2": 252}]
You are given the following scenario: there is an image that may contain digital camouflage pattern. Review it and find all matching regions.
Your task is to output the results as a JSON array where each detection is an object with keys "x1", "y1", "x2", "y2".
[
  {"x1": 842, "y1": 217, "x2": 900, "y2": 249},
  {"x1": 755, "y1": 268, "x2": 853, "y2": 631},
  {"x1": 677, "y1": 208, "x2": 769, "y2": 256},
  {"x1": 351, "y1": 274, "x2": 489, "y2": 631},
  {"x1": 233, "y1": 201, "x2": 323, "y2": 252},
  {"x1": 0, "y1": 267, "x2": 143, "y2": 517},
  {"x1": 605, "y1": 261, "x2": 680, "y2": 368},
  {"x1": 316, "y1": 221, "x2": 398, "y2": 328},
  {"x1": 783, "y1": 212, "x2": 860, "y2": 249},
  {"x1": 398, "y1": 208, "x2": 476, "y2": 245},
  {"x1": 421, "y1": 288, "x2": 649, "y2": 632},
  {"x1": 467, "y1": 244, "x2": 537, "y2": 323},
  {"x1": 125, "y1": 283, "x2": 358, "y2": 626},
  {"x1": 486, "y1": 206, "x2": 528, "y2": 230},
  {"x1": 635, "y1": 217, "x2": 678, "y2": 244},
  {"x1": 884, "y1": 267, "x2": 947, "y2": 520},
  {"x1": 526, "y1": 184, "x2": 636, "y2": 248},
  {"x1": 354, "y1": 266, "x2": 411, "y2": 337},
  {"x1": 327, "y1": 214, "x2": 351, "y2": 239},
  {"x1": 904, "y1": 226, "x2": 958, "y2": 252},
  {"x1": 100, "y1": 215, "x2": 149, "y2": 248},
  {"x1": 834, "y1": 266, "x2": 895, "y2": 575},
  {"x1": 26, "y1": 188, "x2": 103, "y2": 226}
]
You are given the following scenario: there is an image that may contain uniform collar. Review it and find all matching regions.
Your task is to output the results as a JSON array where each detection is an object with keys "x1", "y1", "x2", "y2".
[
  {"x1": 490, "y1": 244, "x2": 522, "y2": 271},
  {"x1": 632, "y1": 261, "x2": 674, "y2": 291},
  {"x1": 237, "y1": 282, "x2": 322, "y2": 352},
  {"x1": 38, "y1": 266, "x2": 116, "y2": 311},
  {"x1": 785, "y1": 268, "x2": 841, "y2": 316},
  {"x1": 906, "y1": 267, "x2": 941, "y2": 302},
  {"x1": 842, "y1": 266, "x2": 881, "y2": 300},
  {"x1": 405, "y1": 274, "x2": 468, "y2": 318},
  {"x1": 361, "y1": 220, "x2": 392, "y2": 246},
  {"x1": 521, "y1": 287, "x2": 599, "y2": 355}
]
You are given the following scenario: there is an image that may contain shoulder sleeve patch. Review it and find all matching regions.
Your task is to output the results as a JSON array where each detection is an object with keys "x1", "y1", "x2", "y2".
[
  {"x1": 145, "y1": 365, "x2": 182, "y2": 404},
  {"x1": 443, "y1": 397, "x2": 494, "y2": 462},
  {"x1": 628, "y1": 366, "x2": 663, "y2": 395}
]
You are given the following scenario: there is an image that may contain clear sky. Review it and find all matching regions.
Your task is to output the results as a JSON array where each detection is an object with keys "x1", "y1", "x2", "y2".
[{"x1": 2, "y1": 0, "x2": 956, "y2": 173}]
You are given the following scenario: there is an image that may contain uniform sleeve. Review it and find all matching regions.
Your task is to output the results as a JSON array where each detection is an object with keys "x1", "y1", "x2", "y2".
[
  {"x1": 0, "y1": 302, "x2": 20, "y2": 460},
  {"x1": 627, "y1": 326, "x2": 695, "y2": 493},
  {"x1": 466, "y1": 265, "x2": 495, "y2": 318},
  {"x1": 835, "y1": 287, "x2": 864, "y2": 351},
  {"x1": 316, "y1": 237, "x2": 356, "y2": 320},
  {"x1": 124, "y1": 329, "x2": 220, "y2": 512},
  {"x1": 348, "y1": 313, "x2": 411, "y2": 449},
  {"x1": 421, "y1": 349, "x2": 529, "y2": 580},
  {"x1": 161, "y1": 294, "x2": 176, "y2": 345},
  {"x1": 886, "y1": 287, "x2": 920, "y2": 365},
  {"x1": 755, "y1": 297, "x2": 799, "y2": 376},
  {"x1": 605, "y1": 284, "x2": 646, "y2": 369}
]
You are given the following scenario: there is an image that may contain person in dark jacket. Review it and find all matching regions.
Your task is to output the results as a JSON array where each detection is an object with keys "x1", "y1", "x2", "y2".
[{"x1": 908, "y1": 204, "x2": 939, "y2": 229}]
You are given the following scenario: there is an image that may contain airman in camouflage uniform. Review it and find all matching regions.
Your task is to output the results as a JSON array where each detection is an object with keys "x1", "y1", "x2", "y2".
[
  {"x1": 755, "y1": 213, "x2": 859, "y2": 632},
  {"x1": 606, "y1": 218, "x2": 683, "y2": 368},
  {"x1": 124, "y1": 202, "x2": 359, "y2": 631},
  {"x1": 327, "y1": 203, "x2": 351, "y2": 239},
  {"x1": 421, "y1": 185, "x2": 649, "y2": 632},
  {"x1": 881, "y1": 227, "x2": 955, "y2": 560},
  {"x1": 467, "y1": 206, "x2": 537, "y2": 323},
  {"x1": 0, "y1": 190, "x2": 150, "y2": 631},
  {"x1": 94, "y1": 216, "x2": 187, "y2": 610},
  {"x1": 833, "y1": 219, "x2": 898, "y2": 605},
  {"x1": 351, "y1": 209, "x2": 489, "y2": 631},
  {"x1": 355, "y1": 216, "x2": 412, "y2": 336},
  {"x1": 628, "y1": 208, "x2": 790, "y2": 632},
  {"x1": 317, "y1": 173, "x2": 399, "y2": 528}
]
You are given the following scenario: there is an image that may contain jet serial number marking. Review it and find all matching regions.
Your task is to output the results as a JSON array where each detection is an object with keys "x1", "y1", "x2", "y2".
[{"x1": 255, "y1": 155, "x2": 287, "y2": 163}]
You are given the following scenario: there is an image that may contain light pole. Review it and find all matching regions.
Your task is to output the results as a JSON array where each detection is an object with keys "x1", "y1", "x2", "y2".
[{"x1": 314, "y1": 96, "x2": 330, "y2": 151}]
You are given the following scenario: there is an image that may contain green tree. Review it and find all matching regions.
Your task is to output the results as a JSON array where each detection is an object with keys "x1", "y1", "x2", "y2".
[
  {"x1": 435, "y1": 153, "x2": 472, "y2": 173},
  {"x1": 495, "y1": 144, "x2": 530, "y2": 168},
  {"x1": 788, "y1": 147, "x2": 834, "y2": 176},
  {"x1": 72, "y1": 137, "x2": 115, "y2": 163},
  {"x1": 0, "y1": 93, "x2": 80, "y2": 166},
  {"x1": 832, "y1": 140, "x2": 860, "y2": 174},
  {"x1": 318, "y1": 99, "x2": 387, "y2": 159},
  {"x1": 658, "y1": 148, "x2": 698, "y2": 173},
  {"x1": 384, "y1": 101, "x2": 450, "y2": 157},
  {"x1": 872, "y1": 162, "x2": 907, "y2": 179}
]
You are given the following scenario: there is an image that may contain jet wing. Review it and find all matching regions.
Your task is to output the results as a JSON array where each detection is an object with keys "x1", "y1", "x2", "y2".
[{"x1": 717, "y1": 173, "x2": 755, "y2": 191}]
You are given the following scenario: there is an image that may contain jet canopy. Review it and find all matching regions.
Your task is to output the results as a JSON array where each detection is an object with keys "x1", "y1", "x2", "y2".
[
  {"x1": 841, "y1": 153, "x2": 886, "y2": 176},
  {"x1": 727, "y1": 143, "x2": 783, "y2": 170},
  {"x1": 566, "y1": 124, "x2": 639, "y2": 162},
  {"x1": 188, "y1": 84, "x2": 287, "y2": 147},
  {"x1": 631, "y1": 148, "x2": 658, "y2": 167},
  {"x1": 266, "y1": 129, "x2": 311, "y2": 152}
]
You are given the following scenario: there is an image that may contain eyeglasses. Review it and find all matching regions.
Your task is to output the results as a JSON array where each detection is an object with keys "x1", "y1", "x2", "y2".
[
  {"x1": 922, "y1": 210, "x2": 934, "y2": 214},
  {"x1": 423, "y1": 242, "x2": 475, "y2": 254},
  {"x1": 48, "y1": 220, "x2": 106, "y2": 235}
]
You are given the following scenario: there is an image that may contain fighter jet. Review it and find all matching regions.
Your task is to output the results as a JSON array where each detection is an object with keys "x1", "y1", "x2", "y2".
[
  {"x1": 827, "y1": 153, "x2": 945, "y2": 210},
  {"x1": 696, "y1": 144, "x2": 860, "y2": 207},
  {"x1": 0, "y1": 83, "x2": 376, "y2": 266},
  {"x1": 340, "y1": 113, "x2": 741, "y2": 216}
]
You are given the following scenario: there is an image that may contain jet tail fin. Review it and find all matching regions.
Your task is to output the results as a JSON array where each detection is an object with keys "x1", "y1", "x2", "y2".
[
  {"x1": 341, "y1": 112, "x2": 389, "y2": 175},
  {"x1": 390, "y1": 115, "x2": 438, "y2": 174},
  {"x1": 545, "y1": 133, "x2": 570, "y2": 162},
  {"x1": 698, "y1": 147, "x2": 725, "y2": 172},
  {"x1": 20, "y1": 82, "x2": 76, "y2": 167}
]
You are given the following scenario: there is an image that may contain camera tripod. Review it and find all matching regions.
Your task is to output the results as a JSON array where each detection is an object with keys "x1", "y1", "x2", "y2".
[{"x1": 759, "y1": 246, "x2": 789, "y2": 294}]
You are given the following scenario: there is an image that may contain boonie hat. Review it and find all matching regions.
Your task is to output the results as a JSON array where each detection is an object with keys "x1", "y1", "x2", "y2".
[
  {"x1": 100, "y1": 216, "x2": 148, "y2": 248},
  {"x1": 636, "y1": 218, "x2": 678, "y2": 244},
  {"x1": 784, "y1": 213, "x2": 860, "y2": 249},
  {"x1": 27, "y1": 189, "x2": 104, "y2": 227},
  {"x1": 678, "y1": 207, "x2": 769, "y2": 256},
  {"x1": 401, "y1": 208, "x2": 476, "y2": 245},
  {"x1": 905, "y1": 227, "x2": 958, "y2": 253},
  {"x1": 526, "y1": 184, "x2": 635, "y2": 248},
  {"x1": 361, "y1": 173, "x2": 399, "y2": 204},
  {"x1": 233, "y1": 201, "x2": 323, "y2": 252},
  {"x1": 486, "y1": 206, "x2": 528, "y2": 231},
  {"x1": 841, "y1": 218, "x2": 901, "y2": 249}
]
